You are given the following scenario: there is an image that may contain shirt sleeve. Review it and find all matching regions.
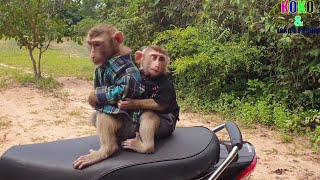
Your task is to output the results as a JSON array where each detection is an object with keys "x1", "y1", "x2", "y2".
[
  {"x1": 153, "y1": 82, "x2": 174, "y2": 108},
  {"x1": 93, "y1": 68, "x2": 99, "y2": 88},
  {"x1": 95, "y1": 74, "x2": 144, "y2": 105}
]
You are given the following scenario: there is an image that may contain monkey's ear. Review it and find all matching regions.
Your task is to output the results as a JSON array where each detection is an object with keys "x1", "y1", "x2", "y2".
[
  {"x1": 113, "y1": 31, "x2": 125, "y2": 45},
  {"x1": 134, "y1": 50, "x2": 143, "y2": 64}
]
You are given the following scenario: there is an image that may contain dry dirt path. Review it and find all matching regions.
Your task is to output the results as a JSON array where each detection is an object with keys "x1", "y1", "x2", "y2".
[{"x1": 0, "y1": 78, "x2": 319, "y2": 179}]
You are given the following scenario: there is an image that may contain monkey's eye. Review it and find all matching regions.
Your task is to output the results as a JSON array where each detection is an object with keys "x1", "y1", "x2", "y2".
[
  {"x1": 159, "y1": 57, "x2": 165, "y2": 62},
  {"x1": 93, "y1": 42, "x2": 102, "y2": 48},
  {"x1": 151, "y1": 55, "x2": 157, "y2": 60}
]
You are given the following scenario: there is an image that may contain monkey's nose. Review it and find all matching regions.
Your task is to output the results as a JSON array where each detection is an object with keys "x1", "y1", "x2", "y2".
[{"x1": 90, "y1": 52, "x2": 95, "y2": 58}]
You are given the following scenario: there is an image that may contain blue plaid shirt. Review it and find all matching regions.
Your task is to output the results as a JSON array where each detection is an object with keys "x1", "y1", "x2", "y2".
[{"x1": 94, "y1": 53, "x2": 144, "y2": 121}]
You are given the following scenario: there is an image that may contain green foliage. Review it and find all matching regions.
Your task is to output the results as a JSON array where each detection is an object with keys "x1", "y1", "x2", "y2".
[
  {"x1": 310, "y1": 125, "x2": 320, "y2": 150},
  {"x1": 253, "y1": 4, "x2": 319, "y2": 110},
  {"x1": 0, "y1": 0, "x2": 83, "y2": 77},
  {"x1": 0, "y1": 0, "x2": 69, "y2": 47},
  {"x1": 153, "y1": 20, "x2": 237, "y2": 59},
  {"x1": 58, "y1": 0, "x2": 85, "y2": 26},
  {"x1": 212, "y1": 92, "x2": 319, "y2": 130},
  {"x1": 196, "y1": 0, "x2": 320, "y2": 111},
  {"x1": 235, "y1": 100, "x2": 273, "y2": 126},
  {"x1": 74, "y1": 18, "x2": 99, "y2": 36},
  {"x1": 153, "y1": 25, "x2": 264, "y2": 106},
  {"x1": 78, "y1": 0, "x2": 99, "y2": 18},
  {"x1": 98, "y1": 0, "x2": 206, "y2": 50}
]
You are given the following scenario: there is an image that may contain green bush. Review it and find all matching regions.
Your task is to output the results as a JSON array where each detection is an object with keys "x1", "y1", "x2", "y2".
[
  {"x1": 153, "y1": 22, "x2": 235, "y2": 60},
  {"x1": 310, "y1": 125, "x2": 320, "y2": 150},
  {"x1": 154, "y1": 25, "x2": 264, "y2": 105}
]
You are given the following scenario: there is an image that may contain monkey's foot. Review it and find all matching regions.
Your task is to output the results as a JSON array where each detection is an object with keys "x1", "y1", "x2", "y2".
[
  {"x1": 73, "y1": 147, "x2": 117, "y2": 169},
  {"x1": 89, "y1": 149, "x2": 96, "y2": 153},
  {"x1": 121, "y1": 132, "x2": 155, "y2": 154}
]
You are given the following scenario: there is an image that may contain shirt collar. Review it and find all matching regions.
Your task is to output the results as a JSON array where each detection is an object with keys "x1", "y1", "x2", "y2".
[
  {"x1": 140, "y1": 69, "x2": 166, "y2": 80},
  {"x1": 99, "y1": 53, "x2": 132, "y2": 69}
]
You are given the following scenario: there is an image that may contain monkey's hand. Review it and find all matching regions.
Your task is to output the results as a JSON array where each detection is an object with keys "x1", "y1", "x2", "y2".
[
  {"x1": 118, "y1": 98, "x2": 136, "y2": 110},
  {"x1": 88, "y1": 90, "x2": 98, "y2": 108}
]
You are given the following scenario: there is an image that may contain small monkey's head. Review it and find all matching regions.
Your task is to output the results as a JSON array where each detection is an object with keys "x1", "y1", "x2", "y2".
[
  {"x1": 86, "y1": 24, "x2": 125, "y2": 66},
  {"x1": 135, "y1": 45, "x2": 170, "y2": 77}
]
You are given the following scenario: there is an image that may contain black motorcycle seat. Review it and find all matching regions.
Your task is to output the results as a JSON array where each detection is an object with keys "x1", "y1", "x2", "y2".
[{"x1": 0, "y1": 126, "x2": 220, "y2": 180}]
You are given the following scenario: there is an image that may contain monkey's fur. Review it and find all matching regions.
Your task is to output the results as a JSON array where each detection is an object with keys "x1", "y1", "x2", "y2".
[{"x1": 73, "y1": 24, "x2": 140, "y2": 169}]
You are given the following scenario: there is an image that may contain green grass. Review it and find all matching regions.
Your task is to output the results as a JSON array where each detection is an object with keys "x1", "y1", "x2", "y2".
[
  {"x1": 0, "y1": 66, "x2": 61, "y2": 90},
  {"x1": 280, "y1": 133, "x2": 293, "y2": 143},
  {"x1": 17, "y1": 75, "x2": 61, "y2": 90},
  {"x1": 0, "y1": 66, "x2": 24, "y2": 89},
  {"x1": 0, "y1": 39, "x2": 94, "y2": 79}
]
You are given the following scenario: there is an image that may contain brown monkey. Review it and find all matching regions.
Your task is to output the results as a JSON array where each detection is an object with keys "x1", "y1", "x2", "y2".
[
  {"x1": 118, "y1": 45, "x2": 179, "y2": 153},
  {"x1": 73, "y1": 24, "x2": 144, "y2": 169}
]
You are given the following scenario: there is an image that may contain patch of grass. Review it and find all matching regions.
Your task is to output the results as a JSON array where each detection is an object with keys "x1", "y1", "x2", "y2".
[
  {"x1": 17, "y1": 122, "x2": 29, "y2": 132},
  {"x1": 54, "y1": 137, "x2": 66, "y2": 141},
  {"x1": 280, "y1": 133, "x2": 293, "y2": 143},
  {"x1": 287, "y1": 149, "x2": 302, "y2": 157},
  {"x1": 32, "y1": 119, "x2": 47, "y2": 127},
  {"x1": 51, "y1": 119, "x2": 66, "y2": 126},
  {"x1": 16, "y1": 74, "x2": 61, "y2": 91},
  {"x1": 309, "y1": 126, "x2": 320, "y2": 151},
  {"x1": 31, "y1": 136, "x2": 48, "y2": 143},
  {"x1": 30, "y1": 110, "x2": 39, "y2": 114},
  {"x1": 35, "y1": 76, "x2": 61, "y2": 90},
  {"x1": 76, "y1": 118, "x2": 90, "y2": 126},
  {"x1": 0, "y1": 66, "x2": 61, "y2": 91},
  {"x1": 68, "y1": 109, "x2": 83, "y2": 117},
  {"x1": 0, "y1": 78, "x2": 11, "y2": 89},
  {"x1": 0, "y1": 66, "x2": 22, "y2": 89},
  {"x1": 0, "y1": 116, "x2": 12, "y2": 129},
  {"x1": 52, "y1": 90, "x2": 69, "y2": 100},
  {"x1": 26, "y1": 76, "x2": 60, "y2": 90},
  {"x1": 0, "y1": 40, "x2": 95, "y2": 79},
  {"x1": 44, "y1": 107, "x2": 52, "y2": 111},
  {"x1": 265, "y1": 148, "x2": 279, "y2": 155}
]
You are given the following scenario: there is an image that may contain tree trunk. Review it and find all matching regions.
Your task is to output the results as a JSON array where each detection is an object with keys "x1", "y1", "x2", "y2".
[
  {"x1": 38, "y1": 49, "x2": 42, "y2": 78},
  {"x1": 28, "y1": 48, "x2": 39, "y2": 78}
]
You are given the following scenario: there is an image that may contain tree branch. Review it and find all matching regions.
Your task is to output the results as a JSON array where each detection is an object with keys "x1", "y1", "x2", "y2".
[{"x1": 41, "y1": 37, "x2": 53, "y2": 54}]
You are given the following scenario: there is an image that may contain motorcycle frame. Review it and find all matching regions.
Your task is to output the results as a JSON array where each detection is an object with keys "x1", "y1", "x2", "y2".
[{"x1": 198, "y1": 122, "x2": 244, "y2": 180}]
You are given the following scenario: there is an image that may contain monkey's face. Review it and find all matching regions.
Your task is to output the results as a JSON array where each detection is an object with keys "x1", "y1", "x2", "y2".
[
  {"x1": 142, "y1": 49, "x2": 169, "y2": 77},
  {"x1": 86, "y1": 35, "x2": 116, "y2": 66}
]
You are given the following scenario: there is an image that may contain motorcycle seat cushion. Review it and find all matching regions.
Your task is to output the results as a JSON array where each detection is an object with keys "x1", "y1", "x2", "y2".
[{"x1": 0, "y1": 126, "x2": 220, "y2": 180}]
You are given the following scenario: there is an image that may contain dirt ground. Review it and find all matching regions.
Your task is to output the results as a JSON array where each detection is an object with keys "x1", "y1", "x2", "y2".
[{"x1": 0, "y1": 77, "x2": 319, "y2": 180}]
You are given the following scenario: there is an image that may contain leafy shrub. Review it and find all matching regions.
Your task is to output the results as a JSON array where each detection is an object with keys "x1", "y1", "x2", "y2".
[
  {"x1": 310, "y1": 125, "x2": 320, "y2": 150},
  {"x1": 154, "y1": 25, "x2": 264, "y2": 108}
]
